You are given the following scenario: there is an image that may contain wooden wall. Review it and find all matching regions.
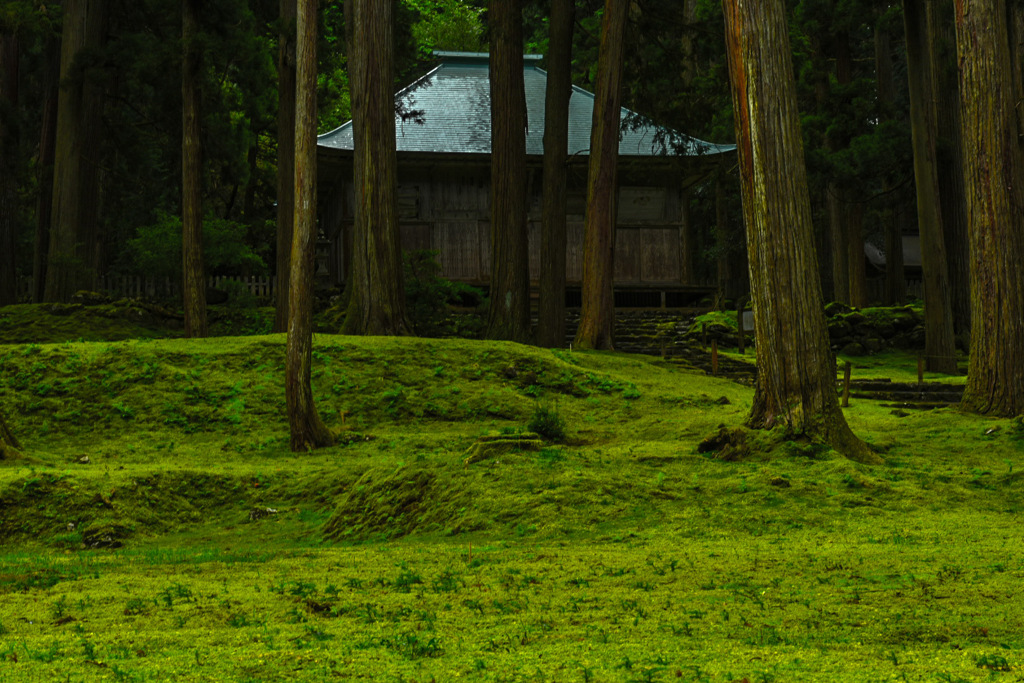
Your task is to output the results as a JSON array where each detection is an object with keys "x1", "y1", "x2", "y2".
[{"x1": 321, "y1": 161, "x2": 693, "y2": 287}]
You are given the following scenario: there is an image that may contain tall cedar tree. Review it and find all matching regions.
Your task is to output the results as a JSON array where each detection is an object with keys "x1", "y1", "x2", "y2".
[
  {"x1": 874, "y1": 19, "x2": 907, "y2": 305},
  {"x1": 485, "y1": 0, "x2": 530, "y2": 343},
  {"x1": 932, "y1": 1, "x2": 970, "y2": 348},
  {"x1": 33, "y1": 32, "x2": 59, "y2": 303},
  {"x1": 285, "y1": 0, "x2": 334, "y2": 451},
  {"x1": 0, "y1": 407, "x2": 21, "y2": 459},
  {"x1": 274, "y1": 0, "x2": 297, "y2": 333},
  {"x1": 536, "y1": 0, "x2": 574, "y2": 348},
  {"x1": 573, "y1": 0, "x2": 628, "y2": 351},
  {"x1": 0, "y1": 32, "x2": 17, "y2": 306},
  {"x1": 182, "y1": 0, "x2": 208, "y2": 338},
  {"x1": 722, "y1": 0, "x2": 879, "y2": 463},
  {"x1": 44, "y1": 0, "x2": 106, "y2": 302},
  {"x1": 341, "y1": 0, "x2": 410, "y2": 336},
  {"x1": 903, "y1": 0, "x2": 956, "y2": 373},
  {"x1": 955, "y1": 0, "x2": 1024, "y2": 416}
]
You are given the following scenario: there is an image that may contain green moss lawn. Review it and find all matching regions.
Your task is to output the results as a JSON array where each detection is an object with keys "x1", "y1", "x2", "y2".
[{"x1": 0, "y1": 326, "x2": 1021, "y2": 681}]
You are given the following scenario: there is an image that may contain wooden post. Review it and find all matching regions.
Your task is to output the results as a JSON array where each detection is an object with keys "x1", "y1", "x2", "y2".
[
  {"x1": 842, "y1": 361, "x2": 852, "y2": 408},
  {"x1": 736, "y1": 301, "x2": 746, "y2": 354},
  {"x1": 702, "y1": 321, "x2": 707, "y2": 350},
  {"x1": 917, "y1": 356, "x2": 924, "y2": 387},
  {"x1": 711, "y1": 339, "x2": 719, "y2": 376}
]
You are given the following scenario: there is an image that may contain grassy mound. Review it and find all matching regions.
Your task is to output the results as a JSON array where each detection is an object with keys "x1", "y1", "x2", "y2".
[{"x1": 1, "y1": 333, "x2": 1023, "y2": 680}]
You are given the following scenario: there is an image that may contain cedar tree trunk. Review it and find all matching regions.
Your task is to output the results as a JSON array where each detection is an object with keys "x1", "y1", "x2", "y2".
[
  {"x1": 44, "y1": 0, "x2": 106, "y2": 302},
  {"x1": 536, "y1": 0, "x2": 574, "y2": 348},
  {"x1": 485, "y1": 0, "x2": 530, "y2": 343},
  {"x1": 955, "y1": 0, "x2": 1024, "y2": 416},
  {"x1": 933, "y1": 0, "x2": 970, "y2": 348},
  {"x1": 341, "y1": 0, "x2": 410, "y2": 336},
  {"x1": 0, "y1": 32, "x2": 17, "y2": 306},
  {"x1": 286, "y1": 0, "x2": 334, "y2": 451},
  {"x1": 275, "y1": 0, "x2": 297, "y2": 333},
  {"x1": 904, "y1": 0, "x2": 957, "y2": 373},
  {"x1": 33, "y1": 33, "x2": 60, "y2": 303},
  {"x1": 574, "y1": 0, "x2": 628, "y2": 351},
  {"x1": 722, "y1": 0, "x2": 878, "y2": 463},
  {"x1": 0, "y1": 407, "x2": 21, "y2": 459},
  {"x1": 874, "y1": 22, "x2": 906, "y2": 305},
  {"x1": 182, "y1": 0, "x2": 208, "y2": 337}
]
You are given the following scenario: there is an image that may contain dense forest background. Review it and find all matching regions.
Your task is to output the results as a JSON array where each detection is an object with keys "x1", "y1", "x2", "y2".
[{"x1": 0, "y1": 0, "x2": 926, "y2": 309}]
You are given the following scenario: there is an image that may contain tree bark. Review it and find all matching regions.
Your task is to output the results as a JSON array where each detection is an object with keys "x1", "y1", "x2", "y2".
[
  {"x1": 0, "y1": 32, "x2": 18, "y2": 306},
  {"x1": 574, "y1": 0, "x2": 628, "y2": 351},
  {"x1": 827, "y1": 183, "x2": 850, "y2": 303},
  {"x1": 485, "y1": 0, "x2": 530, "y2": 343},
  {"x1": 274, "y1": 0, "x2": 297, "y2": 333},
  {"x1": 536, "y1": 0, "x2": 574, "y2": 348},
  {"x1": 933, "y1": 0, "x2": 970, "y2": 348},
  {"x1": 847, "y1": 198, "x2": 868, "y2": 307},
  {"x1": 904, "y1": 0, "x2": 957, "y2": 373},
  {"x1": 44, "y1": 0, "x2": 107, "y2": 302},
  {"x1": 33, "y1": 32, "x2": 60, "y2": 303},
  {"x1": 182, "y1": 0, "x2": 208, "y2": 338},
  {"x1": 0, "y1": 406, "x2": 21, "y2": 459},
  {"x1": 874, "y1": 22, "x2": 906, "y2": 305},
  {"x1": 341, "y1": 0, "x2": 410, "y2": 336},
  {"x1": 955, "y1": 0, "x2": 1024, "y2": 416},
  {"x1": 286, "y1": 0, "x2": 334, "y2": 451},
  {"x1": 722, "y1": 0, "x2": 878, "y2": 463}
]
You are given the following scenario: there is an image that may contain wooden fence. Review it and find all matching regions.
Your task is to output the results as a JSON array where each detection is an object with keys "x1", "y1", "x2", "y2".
[{"x1": 16, "y1": 275, "x2": 277, "y2": 302}]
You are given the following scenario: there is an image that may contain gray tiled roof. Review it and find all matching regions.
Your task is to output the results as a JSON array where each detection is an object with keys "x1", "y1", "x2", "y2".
[{"x1": 318, "y1": 52, "x2": 735, "y2": 158}]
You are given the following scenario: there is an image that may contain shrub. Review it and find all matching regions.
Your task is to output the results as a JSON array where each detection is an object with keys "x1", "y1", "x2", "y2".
[{"x1": 528, "y1": 404, "x2": 566, "y2": 442}]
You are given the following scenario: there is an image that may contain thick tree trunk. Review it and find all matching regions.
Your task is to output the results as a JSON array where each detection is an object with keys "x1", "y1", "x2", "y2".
[
  {"x1": 874, "y1": 23, "x2": 906, "y2": 305},
  {"x1": 904, "y1": 0, "x2": 957, "y2": 373},
  {"x1": 485, "y1": 0, "x2": 530, "y2": 343},
  {"x1": 827, "y1": 183, "x2": 850, "y2": 303},
  {"x1": 182, "y1": 0, "x2": 208, "y2": 338},
  {"x1": 714, "y1": 172, "x2": 730, "y2": 304},
  {"x1": 955, "y1": 0, "x2": 1024, "y2": 416},
  {"x1": 0, "y1": 407, "x2": 21, "y2": 459},
  {"x1": 932, "y1": 0, "x2": 970, "y2": 348},
  {"x1": 574, "y1": 0, "x2": 628, "y2": 351},
  {"x1": 536, "y1": 0, "x2": 573, "y2": 348},
  {"x1": 286, "y1": 0, "x2": 334, "y2": 451},
  {"x1": 33, "y1": 33, "x2": 60, "y2": 303},
  {"x1": 722, "y1": 0, "x2": 877, "y2": 463},
  {"x1": 44, "y1": 0, "x2": 106, "y2": 302},
  {"x1": 274, "y1": 0, "x2": 297, "y2": 333},
  {"x1": 679, "y1": 188, "x2": 695, "y2": 284},
  {"x1": 847, "y1": 199, "x2": 868, "y2": 307},
  {"x1": 0, "y1": 33, "x2": 18, "y2": 306},
  {"x1": 341, "y1": 0, "x2": 409, "y2": 336}
]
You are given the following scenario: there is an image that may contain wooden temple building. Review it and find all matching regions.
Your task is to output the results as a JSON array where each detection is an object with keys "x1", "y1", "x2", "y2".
[{"x1": 316, "y1": 52, "x2": 735, "y2": 307}]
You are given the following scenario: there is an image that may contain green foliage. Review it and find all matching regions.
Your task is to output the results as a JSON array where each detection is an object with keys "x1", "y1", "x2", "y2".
[
  {"x1": 121, "y1": 212, "x2": 266, "y2": 280},
  {"x1": 527, "y1": 403, "x2": 566, "y2": 442},
  {"x1": 403, "y1": 250, "x2": 485, "y2": 337},
  {"x1": 405, "y1": 0, "x2": 486, "y2": 55}
]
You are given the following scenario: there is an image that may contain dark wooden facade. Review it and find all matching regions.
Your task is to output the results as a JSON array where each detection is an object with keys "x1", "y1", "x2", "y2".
[{"x1": 318, "y1": 153, "x2": 712, "y2": 294}]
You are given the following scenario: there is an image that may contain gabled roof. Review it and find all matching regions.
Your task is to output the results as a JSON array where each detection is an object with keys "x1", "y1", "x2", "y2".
[{"x1": 317, "y1": 51, "x2": 735, "y2": 158}]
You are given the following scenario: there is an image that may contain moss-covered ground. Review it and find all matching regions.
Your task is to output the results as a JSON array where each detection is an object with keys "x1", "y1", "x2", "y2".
[{"x1": 1, "y1": 327, "x2": 1022, "y2": 681}]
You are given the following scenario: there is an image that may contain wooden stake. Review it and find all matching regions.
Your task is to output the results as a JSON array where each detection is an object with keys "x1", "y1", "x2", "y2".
[
  {"x1": 737, "y1": 304, "x2": 746, "y2": 355},
  {"x1": 842, "y1": 361, "x2": 852, "y2": 408}
]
